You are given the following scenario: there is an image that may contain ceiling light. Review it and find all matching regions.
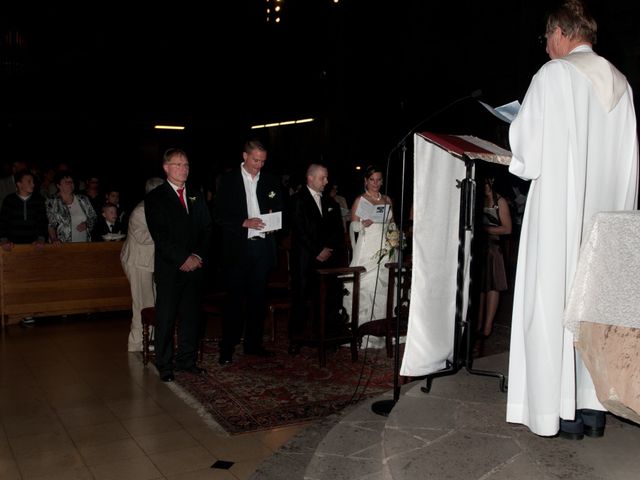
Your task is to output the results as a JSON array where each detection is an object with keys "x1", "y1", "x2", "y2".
[
  {"x1": 154, "y1": 125, "x2": 185, "y2": 130},
  {"x1": 251, "y1": 117, "x2": 315, "y2": 129}
]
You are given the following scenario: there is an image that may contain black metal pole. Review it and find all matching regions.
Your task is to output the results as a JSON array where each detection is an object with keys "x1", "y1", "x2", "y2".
[
  {"x1": 371, "y1": 140, "x2": 407, "y2": 416},
  {"x1": 421, "y1": 157, "x2": 507, "y2": 394}
]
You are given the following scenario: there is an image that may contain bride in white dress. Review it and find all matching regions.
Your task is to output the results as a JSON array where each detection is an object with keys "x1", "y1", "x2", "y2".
[{"x1": 344, "y1": 166, "x2": 397, "y2": 349}]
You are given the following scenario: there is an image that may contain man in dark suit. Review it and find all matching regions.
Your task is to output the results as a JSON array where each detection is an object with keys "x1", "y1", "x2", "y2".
[
  {"x1": 145, "y1": 148, "x2": 212, "y2": 382},
  {"x1": 288, "y1": 164, "x2": 345, "y2": 350},
  {"x1": 214, "y1": 138, "x2": 284, "y2": 365}
]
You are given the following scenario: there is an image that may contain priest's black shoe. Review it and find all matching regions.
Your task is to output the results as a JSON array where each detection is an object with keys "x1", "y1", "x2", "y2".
[
  {"x1": 244, "y1": 347, "x2": 275, "y2": 358},
  {"x1": 580, "y1": 409, "x2": 606, "y2": 437},
  {"x1": 288, "y1": 342, "x2": 301, "y2": 355},
  {"x1": 559, "y1": 416, "x2": 584, "y2": 440},
  {"x1": 176, "y1": 365, "x2": 207, "y2": 375},
  {"x1": 160, "y1": 372, "x2": 175, "y2": 382}
]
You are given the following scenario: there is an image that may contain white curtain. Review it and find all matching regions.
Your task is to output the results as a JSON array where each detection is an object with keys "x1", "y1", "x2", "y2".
[{"x1": 400, "y1": 135, "x2": 471, "y2": 376}]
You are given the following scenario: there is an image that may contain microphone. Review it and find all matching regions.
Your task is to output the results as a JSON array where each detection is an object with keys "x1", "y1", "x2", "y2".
[{"x1": 392, "y1": 89, "x2": 483, "y2": 151}]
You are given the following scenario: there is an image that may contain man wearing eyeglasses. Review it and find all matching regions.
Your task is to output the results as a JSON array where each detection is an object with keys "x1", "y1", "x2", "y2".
[
  {"x1": 145, "y1": 148, "x2": 212, "y2": 382},
  {"x1": 506, "y1": 0, "x2": 638, "y2": 439}
]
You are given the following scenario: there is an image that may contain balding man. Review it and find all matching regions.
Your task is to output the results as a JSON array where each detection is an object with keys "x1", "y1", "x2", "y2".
[{"x1": 288, "y1": 164, "x2": 345, "y2": 352}]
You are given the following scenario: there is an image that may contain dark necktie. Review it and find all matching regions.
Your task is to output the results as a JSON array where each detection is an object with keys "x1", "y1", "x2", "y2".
[{"x1": 177, "y1": 187, "x2": 187, "y2": 210}]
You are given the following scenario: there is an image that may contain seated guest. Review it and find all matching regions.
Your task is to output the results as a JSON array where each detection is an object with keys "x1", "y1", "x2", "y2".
[
  {"x1": 46, "y1": 171, "x2": 97, "y2": 243},
  {"x1": 104, "y1": 187, "x2": 127, "y2": 224},
  {"x1": 0, "y1": 169, "x2": 48, "y2": 326},
  {"x1": 93, "y1": 202, "x2": 127, "y2": 240},
  {"x1": 79, "y1": 174, "x2": 102, "y2": 213},
  {"x1": 0, "y1": 160, "x2": 28, "y2": 208},
  {"x1": 0, "y1": 169, "x2": 48, "y2": 250}
]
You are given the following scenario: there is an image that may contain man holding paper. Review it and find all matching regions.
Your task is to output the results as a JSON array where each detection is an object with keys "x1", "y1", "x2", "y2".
[{"x1": 214, "y1": 138, "x2": 284, "y2": 364}]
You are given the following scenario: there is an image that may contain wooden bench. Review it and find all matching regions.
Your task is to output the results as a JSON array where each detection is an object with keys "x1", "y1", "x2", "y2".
[{"x1": 0, "y1": 242, "x2": 132, "y2": 328}]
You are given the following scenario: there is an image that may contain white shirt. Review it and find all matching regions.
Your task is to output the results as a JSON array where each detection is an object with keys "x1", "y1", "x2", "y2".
[
  {"x1": 167, "y1": 180, "x2": 188, "y2": 214},
  {"x1": 307, "y1": 186, "x2": 322, "y2": 216},
  {"x1": 68, "y1": 197, "x2": 89, "y2": 242},
  {"x1": 241, "y1": 163, "x2": 263, "y2": 238}
]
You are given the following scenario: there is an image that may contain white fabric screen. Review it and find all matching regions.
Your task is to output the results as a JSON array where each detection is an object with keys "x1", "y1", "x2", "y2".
[{"x1": 400, "y1": 134, "x2": 471, "y2": 376}]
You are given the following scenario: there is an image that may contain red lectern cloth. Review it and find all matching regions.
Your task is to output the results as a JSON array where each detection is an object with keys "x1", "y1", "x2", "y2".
[{"x1": 418, "y1": 132, "x2": 512, "y2": 165}]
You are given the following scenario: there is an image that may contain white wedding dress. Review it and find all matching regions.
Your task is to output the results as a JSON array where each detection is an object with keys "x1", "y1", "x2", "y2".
[{"x1": 344, "y1": 210, "x2": 397, "y2": 349}]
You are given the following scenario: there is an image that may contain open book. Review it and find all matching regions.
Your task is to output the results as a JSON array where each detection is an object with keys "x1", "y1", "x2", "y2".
[{"x1": 355, "y1": 197, "x2": 391, "y2": 223}]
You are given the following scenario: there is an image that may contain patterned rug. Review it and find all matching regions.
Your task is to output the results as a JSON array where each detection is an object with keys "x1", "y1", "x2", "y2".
[{"x1": 174, "y1": 335, "x2": 402, "y2": 435}]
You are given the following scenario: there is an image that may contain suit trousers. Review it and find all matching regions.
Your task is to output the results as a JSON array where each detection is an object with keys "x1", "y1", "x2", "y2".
[
  {"x1": 221, "y1": 238, "x2": 271, "y2": 355},
  {"x1": 153, "y1": 268, "x2": 205, "y2": 374}
]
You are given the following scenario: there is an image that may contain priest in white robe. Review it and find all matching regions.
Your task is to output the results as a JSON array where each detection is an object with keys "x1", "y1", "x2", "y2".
[{"x1": 506, "y1": 0, "x2": 639, "y2": 437}]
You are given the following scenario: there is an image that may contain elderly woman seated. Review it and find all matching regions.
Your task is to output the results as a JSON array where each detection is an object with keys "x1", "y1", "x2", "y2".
[{"x1": 46, "y1": 171, "x2": 97, "y2": 243}]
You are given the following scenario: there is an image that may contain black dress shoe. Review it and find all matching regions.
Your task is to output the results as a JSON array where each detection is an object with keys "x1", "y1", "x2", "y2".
[
  {"x1": 580, "y1": 409, "x2": 606, "y2": 438},
  {"x1": 176, "y1": 365, "x2": 207, "y2": 375},
  {"x1": 161, "y1": 372, "x2": 175, "y2": 382},
  {"x1": 288, "y1": 343, "x2": 301, "y2": 355},
  {"x1": 244, "y1": 347, "x2": 275, "y2": 358},
  {"x1": 218, "y1": 354, "x2": 232, "y2": 366},
  {"x1": 559, "y1": 417, "x2": 584, "y2": 440}
]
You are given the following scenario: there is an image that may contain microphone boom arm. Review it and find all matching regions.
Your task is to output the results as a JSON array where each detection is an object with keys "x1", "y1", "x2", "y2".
[{"x1": 394, "y1": 89, "x2": 482, "y2": 150}]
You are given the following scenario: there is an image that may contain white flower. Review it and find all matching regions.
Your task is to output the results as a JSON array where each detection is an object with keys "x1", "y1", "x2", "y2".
[
  {"x1": 328, "y1": 207, "x2": 334, "y2": 212},
  {"x1": 372, "y1": 222, "x2": 405, "y2": 264},
  {"x1": 188, "y1": 196, "x2": 197, "y2": 203},
  {"x1": 268, "y1": 191, "x2": 276, "y2": 199}
]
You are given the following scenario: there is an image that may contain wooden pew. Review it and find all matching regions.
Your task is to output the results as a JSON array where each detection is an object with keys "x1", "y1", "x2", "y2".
[{"x1": 0, "y1": 242, "x2": 132, "y2": 327}]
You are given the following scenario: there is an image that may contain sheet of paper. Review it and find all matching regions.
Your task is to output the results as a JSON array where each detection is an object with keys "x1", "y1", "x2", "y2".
[
  {"x1": 248, "y1": 211, "x2": 282, "y2": 236},
  {"x1": 355, "y1": 197, "x2": 391, "y2": 223},
  {"x1": 479, "y1": 100, "x2": 521, "y2": 124}
]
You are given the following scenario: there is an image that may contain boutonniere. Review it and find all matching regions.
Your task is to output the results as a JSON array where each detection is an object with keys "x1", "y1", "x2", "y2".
[
  {"x1": 328, "y1": 207, "x2": 334, "y2": 212},
  {"x1": 188, "y1": 196, "x2": 197, "y2": 204},
  {"x1": 268, "y1": 191, "x2": 276, "y2": 199}
]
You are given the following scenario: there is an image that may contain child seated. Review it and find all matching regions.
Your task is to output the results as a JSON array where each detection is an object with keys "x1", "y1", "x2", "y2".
[{"x1": 93, "y1": 202, "x2": 126, "y2": 240}]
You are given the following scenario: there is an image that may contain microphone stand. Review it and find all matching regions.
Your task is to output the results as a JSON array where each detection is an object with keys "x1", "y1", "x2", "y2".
[
  {"x1": 370, "y1": 89, "x2": 487, "y2": 417},
  {"x1": 371, "y1": 140, "x2": 407, "y2": 416}
]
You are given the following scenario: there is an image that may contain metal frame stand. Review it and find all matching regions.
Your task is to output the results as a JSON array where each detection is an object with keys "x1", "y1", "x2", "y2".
[{"x1": 421, "y1": 157, "x2": 507, "y2": 394}]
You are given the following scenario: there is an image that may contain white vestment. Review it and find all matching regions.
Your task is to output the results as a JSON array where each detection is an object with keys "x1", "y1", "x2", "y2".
[{"x1": 506, "y1": 45, "x2": 639, "y2": 436}]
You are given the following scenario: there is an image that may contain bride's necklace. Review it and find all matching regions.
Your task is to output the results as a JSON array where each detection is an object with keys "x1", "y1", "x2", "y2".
[{"x1": 365, "y1": 190, "x2": 382, "y2": 201}]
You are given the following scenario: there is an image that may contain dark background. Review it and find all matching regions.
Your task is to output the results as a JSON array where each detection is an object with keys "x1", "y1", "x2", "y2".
[{"x1": 1, "y1": 0, "x2": 638, "y2": 209}]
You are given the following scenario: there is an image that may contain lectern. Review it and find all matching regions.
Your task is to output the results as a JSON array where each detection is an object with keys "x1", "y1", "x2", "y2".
[{"x1": 400, "y1": 132, "x2": 511, "y2": 391}]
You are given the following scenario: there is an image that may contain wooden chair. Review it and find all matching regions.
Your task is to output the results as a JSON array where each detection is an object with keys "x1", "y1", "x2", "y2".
[
  {"x1": 140, "y1": 306, "x2": 211, "y2": 366},
  {"x1": 141, "y1": 307, "x2": 159, "y2": 366},
  {"x1": 292, "y1": 266, "x2": 365, "y2": 368},
  {"x1": 357, "y1": 261, "x2": 411, "y2": 357},
  {"x1": 265, "y1": 242, "x2": 292, "y2": 341}
]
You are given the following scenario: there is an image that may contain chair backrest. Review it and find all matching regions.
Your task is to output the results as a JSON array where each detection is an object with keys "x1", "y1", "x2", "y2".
[
  {"x1": 386, "y1": 261, "x2": 412, "y2": 329},
  {"x1": 267, "y1": 244, "x2": 291, "y2": 291}
]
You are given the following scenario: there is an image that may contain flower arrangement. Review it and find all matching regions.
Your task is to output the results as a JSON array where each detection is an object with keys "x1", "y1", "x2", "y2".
[{"x1": 372, "y1": 222, "x2": 405, "y2": 264}]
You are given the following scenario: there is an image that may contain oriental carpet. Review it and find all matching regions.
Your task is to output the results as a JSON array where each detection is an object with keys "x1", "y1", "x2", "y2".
[{"x1": 173, "y1": 336, "x2": 403, "y2": 435}]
